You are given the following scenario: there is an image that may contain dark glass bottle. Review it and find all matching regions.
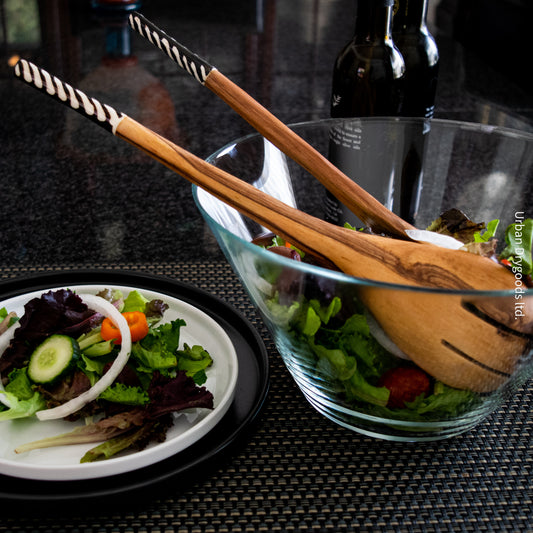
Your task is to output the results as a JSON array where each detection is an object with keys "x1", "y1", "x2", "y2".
[
  {"x1": 325, "y1": 0, "x2": 405, "y2": 226},
  {"x1": 330, "y1": 0, "x2": 405, "y2": 118},
  {"x1": 392, "y1": 0, "x2": 439, "y2": 118}
]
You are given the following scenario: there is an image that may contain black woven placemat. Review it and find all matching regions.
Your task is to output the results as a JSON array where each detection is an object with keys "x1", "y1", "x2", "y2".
[{"x1": 1, "y1": 262, "x2": 532, "y2": 532}]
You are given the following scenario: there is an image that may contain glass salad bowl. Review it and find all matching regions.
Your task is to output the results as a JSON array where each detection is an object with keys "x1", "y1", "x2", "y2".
[{"x1": 193, "y1": 117, "x2": 533, "y2": 441}]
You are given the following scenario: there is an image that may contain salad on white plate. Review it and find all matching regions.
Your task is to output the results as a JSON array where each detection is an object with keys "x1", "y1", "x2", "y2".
[{"x1": 0, "y1": 285, "x2": 237, "y2": 477}]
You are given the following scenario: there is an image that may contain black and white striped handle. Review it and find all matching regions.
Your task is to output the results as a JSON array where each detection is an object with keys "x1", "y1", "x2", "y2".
[
  {"x1": 128, "y1": 11, "x2": 213, "y2": 85},
  {"x1": 14, "y1": 59, "x2": 125, "y2": 134}
]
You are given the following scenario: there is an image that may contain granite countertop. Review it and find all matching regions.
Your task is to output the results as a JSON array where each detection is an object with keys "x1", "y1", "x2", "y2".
[
  {"x1": 1, "y1": 0, "x2": 531, "y2": 268},
  {"x1": 1, "y1": 1, "x2": 532, "y2": 531}
]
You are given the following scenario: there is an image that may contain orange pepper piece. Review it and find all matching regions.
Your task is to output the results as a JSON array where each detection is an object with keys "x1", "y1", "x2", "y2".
[{"x1": 100, "y1": 311, "x2": 149, "y2": 344}]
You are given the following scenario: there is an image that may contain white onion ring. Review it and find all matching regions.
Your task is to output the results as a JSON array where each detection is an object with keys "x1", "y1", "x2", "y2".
[
  {"x1": 365, "y1": 311, "x2": 411, "y2": 361},
  {"x1": 35, "y1": 293, "x2": 132, "y2": 421},
  {"x1": 405, "y1": 229, "x2": 464, "y2": 250}
]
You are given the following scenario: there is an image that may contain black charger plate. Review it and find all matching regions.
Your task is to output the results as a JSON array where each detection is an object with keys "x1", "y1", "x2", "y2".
[{"x1": 0, "y1": 270, "x2": 269, "y2": 511}]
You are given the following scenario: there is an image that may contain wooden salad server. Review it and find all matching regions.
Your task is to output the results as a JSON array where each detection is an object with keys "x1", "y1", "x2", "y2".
[
  {"x1": 14, "y1": 59, "x2": 532, "y2": 393},
  {"x1": 127, "y1": 11, "x2": 416, "y2": 240}
]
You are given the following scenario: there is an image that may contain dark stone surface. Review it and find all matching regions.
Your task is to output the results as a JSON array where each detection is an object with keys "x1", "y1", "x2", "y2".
[{"x1": 1, "y1": 0, "x2": 531, "y2": 266}]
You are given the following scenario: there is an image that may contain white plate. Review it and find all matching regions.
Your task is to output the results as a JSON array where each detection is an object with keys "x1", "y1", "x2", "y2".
[{"x1": 0, "y1": 284, "x2": 239, "y2": 481}]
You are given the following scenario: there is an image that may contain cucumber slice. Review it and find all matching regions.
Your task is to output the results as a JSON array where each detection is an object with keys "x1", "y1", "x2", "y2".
[{"x1": 28, "y1": 335, "x2": 80, "y2": 384}]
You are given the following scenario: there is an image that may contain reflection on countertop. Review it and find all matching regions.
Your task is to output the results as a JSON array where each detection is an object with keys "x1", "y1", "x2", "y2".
[{"x1": 0, "y1": 0, "x2": 531, "y2": 266}]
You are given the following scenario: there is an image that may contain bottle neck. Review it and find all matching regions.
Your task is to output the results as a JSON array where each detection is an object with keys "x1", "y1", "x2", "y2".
[
  {"x1": 92, "y1": 0, "x2": 141, "y2": 64},
  {"x1": 105, "y1": 24, "x2": 132, "y2": 58},
  {"x1": 354, "y1": 0, "x2": 395, "y2": 43},
  {"x1": 393, "y1": 0, "x2": 428, "y2": 32}
]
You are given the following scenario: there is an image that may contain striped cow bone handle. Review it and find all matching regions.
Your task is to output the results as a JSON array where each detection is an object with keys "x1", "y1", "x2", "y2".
[
  {"x1": 14, "y1": 59, "x2": 125, "y2": 133},
  {"x1": 128, "y1": 11, "x2": 213, "y2": 85}
]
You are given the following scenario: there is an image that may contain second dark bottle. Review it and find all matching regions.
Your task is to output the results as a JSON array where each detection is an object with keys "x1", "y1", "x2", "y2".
[
  {"x1": 392, "y1": 0, "x2": 439, "y2": 222},
  {"x1": 392, "y1": 0, "x2": 439, "y2": 118}
]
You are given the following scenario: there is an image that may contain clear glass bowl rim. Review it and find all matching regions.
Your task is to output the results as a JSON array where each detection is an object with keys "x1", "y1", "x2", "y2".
[{"x1": 194, "y1": 116, "x2": 533, "y2": 298}]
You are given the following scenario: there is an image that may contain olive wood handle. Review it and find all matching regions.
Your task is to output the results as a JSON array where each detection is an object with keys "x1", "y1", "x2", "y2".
[{"x1": 128, "y1": 12, "x2": 415, "y2": 239}]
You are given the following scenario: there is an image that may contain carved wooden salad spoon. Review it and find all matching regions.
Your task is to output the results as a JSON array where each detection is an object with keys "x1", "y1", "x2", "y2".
[{"x1": 13, "y1": 59, "x2": 531, "y2": 392}]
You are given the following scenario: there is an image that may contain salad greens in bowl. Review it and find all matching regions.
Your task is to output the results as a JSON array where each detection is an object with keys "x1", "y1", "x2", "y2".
[{"x1": 194, "y1": 117, "x2": 533, "y2": 441}]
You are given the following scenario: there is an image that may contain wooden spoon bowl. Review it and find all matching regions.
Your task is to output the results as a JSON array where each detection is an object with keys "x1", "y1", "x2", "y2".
[{"x1": 360, "y1": 288, "x2": 532, "y2": 392}]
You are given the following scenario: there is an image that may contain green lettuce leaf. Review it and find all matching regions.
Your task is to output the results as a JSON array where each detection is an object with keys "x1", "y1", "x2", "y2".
[
  {"x1": 500, "y1": 219, "x2": 533, "y2": 275},
  {"x1": 310, "y1": 297, "x2": 342, "y2": 325},
  {"x1": 80, "y1": 353, "x2": 106, "y2": 377},
  {"x1": 0, "y1": 391, "x2": 45, "y2": 421},
  {"x1": 98, "y1": 383, "x2": 149, "y2": 405},
  {"x1": 310, "y1": 339, "x2": 357, "y2": 381},
  {"x1": 131, "y1": 319, "x2": 186, "y2": 372},
  {"x1": 408, "y1": 382, "x2": 479, "y2": 416},
  {"x1": 122, "y1": 290, "x2": 149, "y2": 313},
  {"x1": 345, "y1": 370, "x2": 390, "y2": 407},
  {"x1": 295, "y1": 304, "x2": 322, "y2": 336},
  {"x1": 474, "y1": 219, "x2": 499, "y2": 242},
  {"x1": 0, "y1": 368, "x2": 45, "y2": 421},
  {"x1": 265, "y1": 295, "x2": 300, "y2": 327},
  {"x1": 177, "y1": 343, "x2": 213, "y2": 385},
  {"x1": 5, "y1": 367, "x2": 34, "y2": 400}
]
